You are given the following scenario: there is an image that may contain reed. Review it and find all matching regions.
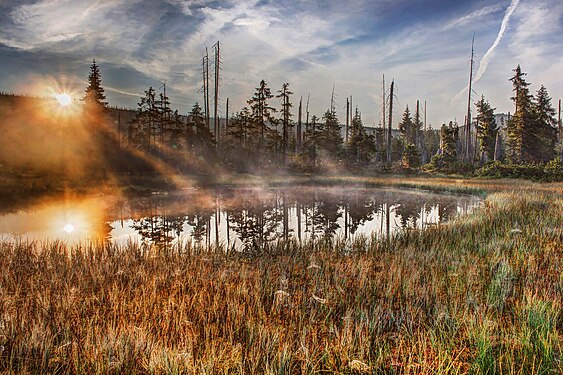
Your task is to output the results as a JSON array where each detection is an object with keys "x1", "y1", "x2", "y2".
[{"x1": 0, "y1": 179, "x2": 561, "y2": 374}]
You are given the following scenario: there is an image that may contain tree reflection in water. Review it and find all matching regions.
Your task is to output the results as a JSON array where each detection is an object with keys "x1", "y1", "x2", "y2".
[{"x1": 112, "y1": 187, "x2": 480, "y2": 252}]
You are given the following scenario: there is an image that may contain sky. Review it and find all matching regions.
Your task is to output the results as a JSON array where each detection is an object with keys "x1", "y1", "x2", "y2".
[{"x1": 1, "y1": 0, "x2": 562, "y2": 128}]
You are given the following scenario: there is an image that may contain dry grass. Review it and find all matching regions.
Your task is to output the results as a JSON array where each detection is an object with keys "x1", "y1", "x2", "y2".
[{"x1": 0, "y1": 178, "x2": 562, "y2": 374}]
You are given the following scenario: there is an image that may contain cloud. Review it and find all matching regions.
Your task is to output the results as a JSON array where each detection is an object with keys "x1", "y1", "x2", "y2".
[
  {"x1": 444, "y1": 3, "x2": 503, "y2": 30},
  {"x1": 0, "y1": 0, "x2": 562, "y2": 127}
]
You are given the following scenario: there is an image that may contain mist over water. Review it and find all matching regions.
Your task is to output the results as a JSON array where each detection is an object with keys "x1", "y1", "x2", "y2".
[{"x1": 0, "y1": 186, "x2": 481, "y2": 251}]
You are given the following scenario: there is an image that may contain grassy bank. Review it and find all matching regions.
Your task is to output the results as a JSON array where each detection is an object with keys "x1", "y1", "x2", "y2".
[{"x1": 0, "y1": 178, "x2": 562, "y2": 374}]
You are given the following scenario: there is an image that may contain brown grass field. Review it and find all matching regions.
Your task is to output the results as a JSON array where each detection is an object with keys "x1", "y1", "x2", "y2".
[{"x1": 0, "y1": 176, "x2": 562, "y2": 374}]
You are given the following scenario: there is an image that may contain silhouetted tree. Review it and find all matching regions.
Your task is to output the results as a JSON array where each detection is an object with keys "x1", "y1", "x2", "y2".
[
  {"x1": 188, "y1": 102, "x2": 215, "y2": 152},
  {"x1": 83, "y1": 59, "x2": 107, "y2": 108},
  {"x1": 128, "y1": 87, "x2": 158, "y2": 150},
  {"x1": 247, "y1": 80, "x2": 277, "y2": 158},
  {"x1": 276, "y1": 83, "x2": 293, "y2": 164}
]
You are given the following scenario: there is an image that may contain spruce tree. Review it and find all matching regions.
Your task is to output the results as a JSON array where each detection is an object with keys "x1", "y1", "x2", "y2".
[
  {"x1": 303, "y1": 115, "x2": 320, "y2": 168},
  {"x1": 401, "y1": 144, "x2": 421, "y2": 169},
  {"x1": 276, "y1": 83, "x2": 293, "y2": 163},
  {"x1": 247, "y1": 80, "x2": 276, "y2": 152},
  {"x1": 398, "y1": 106, "x2": 421, "y2": 167},
  {"x1": 506, "y1": 65, "x2": 533, "y2": 163},
  {"x1": 398, "y1": 106, "x2": 414, "y2": 144},
  {"x1": 128, "y1": 87, "x2": 157, "y2": 150},
  {"x1": 475, "y1": 95, "x2": 498, "y2": 162},
  {"x1": 188, "y1": 102, "x2": 215, "y2": 151},
  {"x1": 532, "y1": 85, "x2": 558, "y2": 162},
  {"x1": 83, "y1": 59, "x2": 107, "y2": 107},
  {"x1": 429, "y1": 122, "x2": 458, "y2": 171},
  {"x1": 348, "y1": 109, "x2": 375, "y2": 166},
  {"x1": 319, "y1": 109, "x2": 342, "y2": 157},
  {"x1": 228, "y1": 107, "x2": 251, "y2": 148}
]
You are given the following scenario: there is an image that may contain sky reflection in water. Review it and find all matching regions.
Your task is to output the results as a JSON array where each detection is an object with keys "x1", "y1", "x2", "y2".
[{"x1": 0, "y1": 186, "x2": 481, "y2": 250}]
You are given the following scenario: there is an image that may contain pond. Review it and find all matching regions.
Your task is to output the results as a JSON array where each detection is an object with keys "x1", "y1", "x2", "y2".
[{"x1": 0, "y1": 186, "x2": 481, "y2": 250}]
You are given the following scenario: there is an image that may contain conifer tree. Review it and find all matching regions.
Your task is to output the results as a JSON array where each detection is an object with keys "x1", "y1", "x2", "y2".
[
  {"x1": 188, "y1": 102, "x2": 215, "y2": 151},
  {"x1": 506, "y1": 65, "x2": 534, "y2": 163},
  {"x1": 128, "y1": 87, "x2": 157, "y2": 150},
  {"x1": 155, "y1": 87, "x2": 173, "y2": 143},
  {"x1": 319, "y1": 109, "x2": 342, "y2": 157},
  {"x1": 303, "y1": 115, "x2": 320, "y2": 168},
  {"x1": 348, "y1": 109, "x2": 375, "y2": 165},
  {"x1": 401, "y1": 144, "x2": 421, "y2": 169},
  {"x1": 398, "y1": 106, "x2": 414, "y2": 144},
  {"x1": 276, "y1": 83, "x2": 293, "y2": 164},
  {"x1": 228, "y1": 107, "x2": 251, "y2": 148},
  {"x1": 532, "y1": 85, "x2": 558, "y2": 162},
  {"x1": 441, "y1": 121, "x2": 459, "y2": 162},
  {"x1": 429, "y1": 122, "x2": 458, "y2": 171},
  {"x1": 247, "y1": 80, "x2": 276, "y2": 152},
  {"x1": 398, "y1": 106, "x2": 421, "y2": 167},
  {"x1": 83, "y1": 59, "x2": 107, "y2": 108},
  {"x1": 475, "y1": 95, "x2": 498, "y2": 162}
]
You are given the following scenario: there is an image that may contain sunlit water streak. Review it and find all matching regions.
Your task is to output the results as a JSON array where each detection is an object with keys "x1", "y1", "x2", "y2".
[{"x1": 0, "y1": 186, "x2": 481, "y2": 250}]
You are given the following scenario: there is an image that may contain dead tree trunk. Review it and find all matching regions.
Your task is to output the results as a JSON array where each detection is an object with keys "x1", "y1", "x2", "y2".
[
  {"x1": 225, "y1": 97, "x2": 229, "y2": 140},
  {"x1": 346, "y1": 97, "x2": 349, "y2": 144},
  {"x1": 387, "y1": 80, "x2": 394, "y2": 163},
  {"x1": 297, "y1": 97, "x2": 302, "y2": 151},
  {"x1": 559, "y1": 99, "x2": 562, "y2": 159},
  {"x1": 213, "y1": 41, "x2": 220, "y2": 147},
  {"x1": 205, "y1": 48, "x2": 210, "y2": 130},
  {"x1": 465, "y1": 34, "x2": 475, "y2": 162}
]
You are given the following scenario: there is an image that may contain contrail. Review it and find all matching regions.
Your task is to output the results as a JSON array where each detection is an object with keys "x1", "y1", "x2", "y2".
[
  {"x1": 474, "y1": 0, "x2": 520, "y2": 83},
  {"x1": 451, "y1": 0, "x2": 520, "y2": 105}
]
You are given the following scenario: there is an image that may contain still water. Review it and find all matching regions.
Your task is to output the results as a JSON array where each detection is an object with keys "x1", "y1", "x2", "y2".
[{"x1": 0, "y1": 186, "x2": 481, "y2": 250}]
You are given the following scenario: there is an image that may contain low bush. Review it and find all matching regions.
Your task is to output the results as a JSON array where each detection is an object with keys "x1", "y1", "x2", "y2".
[{"x1": 476, "y1": 158, "x2": 563, "y2": 182}]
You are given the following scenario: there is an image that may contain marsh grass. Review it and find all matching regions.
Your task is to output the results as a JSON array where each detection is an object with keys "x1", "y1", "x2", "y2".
[{"x1": 0, "y1": 180, "x2": 562, "y2": 374}]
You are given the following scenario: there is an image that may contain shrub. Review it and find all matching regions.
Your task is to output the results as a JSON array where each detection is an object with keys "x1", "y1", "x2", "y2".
[{"x1": 476, "y1": 158, "x2": 563, "y2": 182}]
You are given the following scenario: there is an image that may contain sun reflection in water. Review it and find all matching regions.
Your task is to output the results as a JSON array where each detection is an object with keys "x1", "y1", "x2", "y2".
[{"x1": 0, "y1": 196, "x2": 112, "y2": 243}]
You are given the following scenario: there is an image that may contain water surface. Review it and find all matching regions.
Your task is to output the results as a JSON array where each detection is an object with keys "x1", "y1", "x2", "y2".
[{"x1": 0, "y1": 186, "x2": 481, "y2": 250}]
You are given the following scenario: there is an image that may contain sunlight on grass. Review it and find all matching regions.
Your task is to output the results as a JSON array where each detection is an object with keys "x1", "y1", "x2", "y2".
[{"x1": 0, "y1": 182, "x2": 561, "y2": 373}]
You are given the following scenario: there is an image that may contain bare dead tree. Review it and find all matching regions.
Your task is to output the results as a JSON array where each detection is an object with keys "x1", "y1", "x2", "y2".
[
  {"x1": 382, "y1": 74, "x2": 386, "y2": 144},
  {"x1": 305, "y1": 94, "x2": 310, "y2": 143},
  {"x1": 204, "y1": 49, "x2": 210, "y2": 130},
  {"x1": 387, "y1": 80, "x2": 395, "y2": 163},
  {"x1": 297, "y1": 96, "x2": 302, "y2": 151},
  {"x1": 465, "y1": 34, "x2": 475, "y2": 162},
  {"x1": 559, "y1": 99, "x2": 562, "y2": 159},
  {"x1": 345, "y1": 97, "x2": 349, "y2": 144},
  {"x1": 226, "y1": 97, "x2": 229, "y2": 138},
  {"x1": 213, "y1": 41, "x2": 220, "y2": 147}
]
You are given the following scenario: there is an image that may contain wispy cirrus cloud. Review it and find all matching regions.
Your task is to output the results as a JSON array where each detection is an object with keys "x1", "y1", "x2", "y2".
[{"x1": 0, "y1": 0, "x2": 562, "y2": 127}]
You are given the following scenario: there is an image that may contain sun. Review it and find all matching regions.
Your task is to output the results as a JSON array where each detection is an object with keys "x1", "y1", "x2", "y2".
[
  {"x1": 55, "y1": 93, "x2": 73, "y2": 107},
  {"x1": 63, "y1": 224, "x2": 75, "y2": 233}
]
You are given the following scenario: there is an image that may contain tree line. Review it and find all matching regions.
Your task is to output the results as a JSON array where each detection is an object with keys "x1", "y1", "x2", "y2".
[{"x1": 83, "y1": 59, "x2": 562, "y2": 176}]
